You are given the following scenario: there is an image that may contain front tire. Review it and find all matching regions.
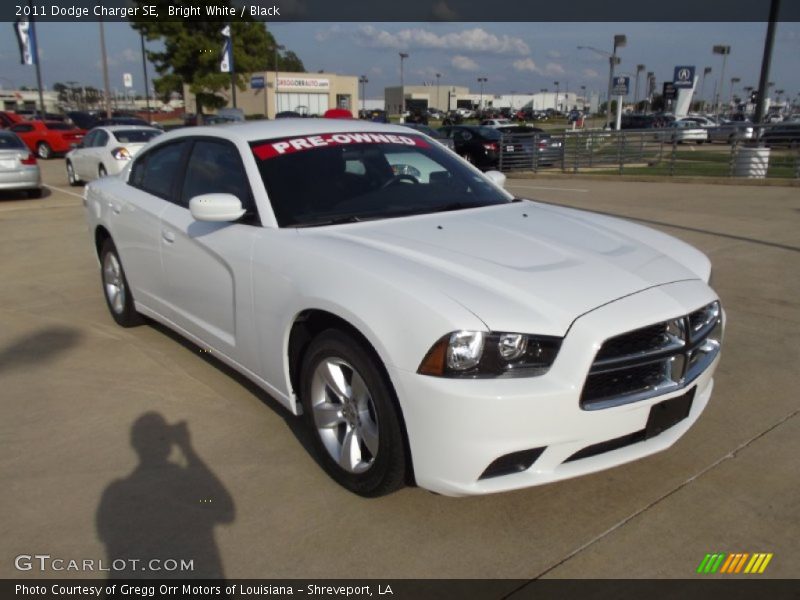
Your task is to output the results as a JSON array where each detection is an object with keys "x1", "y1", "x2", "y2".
[
  {"x1": 300, "y1": 329, "x2": 407, "y2": 496},
  {"x1": 100, "y1": 239, "x2": 142, "y2": 327}
]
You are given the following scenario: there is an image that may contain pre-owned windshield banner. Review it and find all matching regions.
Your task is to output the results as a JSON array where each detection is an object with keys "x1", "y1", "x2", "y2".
[{"x1": 252, "y1": 132, "x2": 429, "y2": 160}]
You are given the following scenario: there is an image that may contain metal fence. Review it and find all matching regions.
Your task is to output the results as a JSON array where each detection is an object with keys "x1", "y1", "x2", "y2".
[{"x1": 497, "y1": 123, "x2": 800, "y2": 180}]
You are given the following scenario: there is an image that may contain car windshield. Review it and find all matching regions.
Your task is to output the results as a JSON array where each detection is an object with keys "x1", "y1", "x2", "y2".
[
  {"x1": 0, "y1": 133, "x2": 25, "y2": 149},
  {"x1": 112, "y1": 129, "x2": 161, "y2": 144},
  {"x1": 252, "y1": 131, "x2": 510, "y2": 227}
]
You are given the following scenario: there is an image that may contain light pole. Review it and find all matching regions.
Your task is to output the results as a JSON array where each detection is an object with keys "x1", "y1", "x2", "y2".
[
  {"x1": 712, "y1": 44, "x2": 731, "y2": 117},
  {"x1": 510, "y1": 90, "x2": 516, "y2": 112},
  {"x1": 578, "y1": 34, "x2": 625, "y2": 128},
  {"x1": 580, "y1": 85, "x2": 586, "y2": 111},
  {"x1": 554, "y1": 81, "x2": 559, "y2": 112},
  {"x1": 540, "y1": 88, "x2": 547, "y2": 112},
  {"x1": 399, "y1": 52, "x2": 408, "y2": 116},
  {"x1": 477, "y1": 77, "x2": 487, "y2": 112},
  {"x1": 273, "y1": 43, "x2": 284, "y2": 113},
  {"x1": 435, "y1": 72, "x2": 441, "y2": 112},
  {"x1": 634, "y1": 64, "x2": 645, "y2": 108},
  {"x1": 700, "y1": 67, "x2": 712, "y2": 111},
  {"x1": 358, "y1": 75, "x2": 368, "y2": 115},
  {"x1": 729, "y1": 77, "x2": 741, "y2": 111}
]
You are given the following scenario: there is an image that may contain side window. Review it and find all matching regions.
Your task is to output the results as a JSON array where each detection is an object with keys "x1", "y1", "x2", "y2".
[
  {"x1": 180, "y1": 140, "x2": 256, "y2": 218},
  {"x1": 82, "y1": 131, "x2": 97, "y2": 147},
  {"x1": 133, "y1": 141, "x2": 188, "y2": 200},
  {"x1": 94, "y1": 130, "x2": 109, "y2": 147},
  {"x1": 10, "y1": 124, "x2": 33, "y2": 133}
]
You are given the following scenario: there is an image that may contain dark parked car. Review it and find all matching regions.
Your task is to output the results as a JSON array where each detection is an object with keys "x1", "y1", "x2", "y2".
[
  {"x1": 496, "y1": 125, "x2": 563, "y2": 166},
  {"x1": 66, "y1": 111, "x2": 99, "y2": 130},
  {"x1": 398, "y1": 123, "x2": 455, "y2": 150},
  {"x1": 761, "y1": 123, "x2": 800, "y2": 148},
  {"x1": 438, "y1": 125, "x2": 521, "y2": 170}
]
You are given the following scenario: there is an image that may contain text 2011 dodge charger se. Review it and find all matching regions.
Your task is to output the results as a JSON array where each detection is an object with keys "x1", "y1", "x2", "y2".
[{"x1": 83, "y1": 120, "x2": 723, "y2": 497}]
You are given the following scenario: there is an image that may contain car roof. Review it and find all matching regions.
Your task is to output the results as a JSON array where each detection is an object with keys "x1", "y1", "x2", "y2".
[
  {"x1": 92, "y1": 125, "x2": 160, "y2": 133},
  {"x1": 152, "y1": 118, "x2": 429, "y2": 145}
]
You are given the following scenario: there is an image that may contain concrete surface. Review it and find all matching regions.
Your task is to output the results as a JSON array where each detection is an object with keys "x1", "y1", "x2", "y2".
[{"x1": 0, "y1": 161, "x2": 797, "y2": 581}]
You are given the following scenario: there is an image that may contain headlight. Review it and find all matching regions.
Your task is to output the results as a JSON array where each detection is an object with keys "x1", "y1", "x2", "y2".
[{"x1": 418, "y1": 330, "x2": 561, "y2": 378}]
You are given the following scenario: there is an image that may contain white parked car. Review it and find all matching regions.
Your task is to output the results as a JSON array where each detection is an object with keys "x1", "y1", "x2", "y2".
[
  {"x1": 660, "y1": 120, "x2": 709, "y2": 144},
  {"x1": 480, "y1": 118, "x2": 514, "y2": 128},
  {"x1": 66, "y1": 125, "x2": 162, "y2": 185},
  {"x1": 0, "y1": 130, "x2": 42, "y2": 198},
  {"x1": 83, "y1": 120, "x2": 723, "y2": 497}
]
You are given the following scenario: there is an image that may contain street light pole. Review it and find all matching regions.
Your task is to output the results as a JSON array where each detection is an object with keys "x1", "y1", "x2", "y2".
[
  {"x1": 358, "y1": 75, "x2": 368, "y2": 115},
  {"x1": 435, "y1": 72, "x2": 441, "y2": 112},
  {"x1": 399, "y1": 52, "x2": 408, "y2": 117},
  {"x1": 554, "y1": 81, "x2": 559, "y2": 112},
  {"x1": 477, "y1": 77, "x2": 487, "y2": 112},
  {"x1": 700, "y1": 67, "x2": 712, "y2": 111},
  {"x1": 139, "y1": 31, "x2": 151, "y2": 114},
  {"x1": 712, "y1": 44, "x2": 731, "y2": 117},
  {"x1": 634, "y1": 64, "x2": 645, "y2": 108},
  {"x1": 274, "y1": 43, "x2": 284, "y2": 114},
  {"x1": 729, "y1": 77, "x2": 741, "y2": 110},
  {"x1": 578, "y1": 36, "x2": 625, "y2": 128}
]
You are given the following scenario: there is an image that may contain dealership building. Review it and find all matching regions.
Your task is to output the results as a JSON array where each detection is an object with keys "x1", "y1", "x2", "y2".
[{"x1": 183, "y1": 71, "x2": 359, "y2": 118}]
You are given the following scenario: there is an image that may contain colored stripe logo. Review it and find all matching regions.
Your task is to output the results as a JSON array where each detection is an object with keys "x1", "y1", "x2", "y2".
[{"x1": 697, "y1": 553, "x2": 773, "y2": 574}]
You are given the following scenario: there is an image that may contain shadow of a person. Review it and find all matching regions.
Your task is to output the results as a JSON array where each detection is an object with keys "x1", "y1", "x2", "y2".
[{"x1": 96, "y1": 413, "x2": 235, "y2": 579}]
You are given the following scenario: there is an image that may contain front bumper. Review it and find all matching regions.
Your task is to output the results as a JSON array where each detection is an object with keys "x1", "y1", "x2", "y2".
[{"x1": 389, "y1": 280, "x2": 722, "y2": 496}]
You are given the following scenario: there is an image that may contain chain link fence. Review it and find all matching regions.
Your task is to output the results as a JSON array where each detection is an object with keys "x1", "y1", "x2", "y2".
[{"x1": 497, "y1": 123, "x2": 800, "y2": 180}]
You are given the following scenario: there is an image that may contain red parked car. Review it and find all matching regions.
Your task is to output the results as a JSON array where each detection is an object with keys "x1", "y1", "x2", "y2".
[
  {"x1": 0, "y1": 111, "x2": 25, "y2": 129},
  {"x1": 8, "y1": 120, "x2": 85, "y2": 159}
]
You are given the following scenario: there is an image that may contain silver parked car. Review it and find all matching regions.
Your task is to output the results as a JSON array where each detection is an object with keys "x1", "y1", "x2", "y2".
[
  {"x1": 707, "y1": 119, "x2": 754, "y2": 144},
  {"x1": 0, "y1": 130, "x2": 42, "y2": 198},
  {"x1": 65, "y1": 125, "x2": 162, "y2": 185}
]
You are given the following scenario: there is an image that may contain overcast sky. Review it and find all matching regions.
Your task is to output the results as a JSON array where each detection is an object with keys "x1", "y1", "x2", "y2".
[{"x1": 2, "y1": 21, "x2": 799, "y2": 102}]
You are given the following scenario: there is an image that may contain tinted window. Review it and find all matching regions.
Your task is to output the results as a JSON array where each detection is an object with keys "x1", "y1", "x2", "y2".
[
  {"x1": 181, "y1": 140, "x2": 254, "y2": 215},
  {"x1": 0, "y1": 132, "x2": 25, "y2": 149},
  {"x1": 45, "y1": 122, "x2": 73, "y2": 131},
  {"x1": 251, "y1": 132, "x2": 508, "y2": 227},
  {"x1": 81, "y1": 131, "x2": 98, "y2": 147},
  {"x1": 10, "y1": 124, "x2": 33, "y2": 133},
  {"x1": 133, "y1": 141, "x2": 188, "y2": 200},
  {"x1": 112, "y1": 129, "x2": 161, "y2": 144},
  {"x1": 95, "y1": 130, "x2": 110, "y2": 146}
]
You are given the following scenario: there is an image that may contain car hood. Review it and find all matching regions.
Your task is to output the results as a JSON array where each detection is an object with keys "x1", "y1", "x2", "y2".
[{"x1": 303, "y1": 202, "x2": 706, "y2": 335}]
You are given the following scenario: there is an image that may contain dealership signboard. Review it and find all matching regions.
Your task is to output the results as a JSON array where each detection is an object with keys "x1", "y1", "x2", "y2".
[{"x1": 276, "y1": 77, "x2": 331, "y2": 91}]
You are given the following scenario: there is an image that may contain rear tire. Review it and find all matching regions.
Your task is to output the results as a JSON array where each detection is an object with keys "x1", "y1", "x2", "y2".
[
  {"x1": 66, "y1": 161, "x2": 82, "y2": 186},
  {"x1": 99, "y1": 239, "x2": 142, "y2": 327},
  {"x1": 300, "y1": 329, "x2": 407, "y2": 497},
  {"x1": 36, "y1": 142, "x2": 52, "y2": 160}
]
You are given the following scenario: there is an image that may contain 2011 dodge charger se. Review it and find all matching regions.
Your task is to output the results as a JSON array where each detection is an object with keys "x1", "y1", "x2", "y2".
[{"x1": 83, "y1": 120, "x2": 723, "y2": 497}]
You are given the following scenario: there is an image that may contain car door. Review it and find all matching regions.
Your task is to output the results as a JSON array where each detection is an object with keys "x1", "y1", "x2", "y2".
[
  {"x1": 113, "y1": 139, "x2": 190, "y2": 313},
  {"x1": 158, "y1": 137, "x2": 259, "y2": 365},
  {"x1": 90, "y1": 129, "x2": 110, "y2": 178},
  {"x1": 72, "y1": 130, "x2": 96, "y2": 179}
]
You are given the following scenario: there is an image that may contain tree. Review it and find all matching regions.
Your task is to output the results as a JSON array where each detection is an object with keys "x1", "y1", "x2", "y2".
[
  {"x1": 153, "y1": 73, "x2": 182, "y2": 105},
  {"x1": 130, "y1": 0, "x2": 305, "y2": 113}
]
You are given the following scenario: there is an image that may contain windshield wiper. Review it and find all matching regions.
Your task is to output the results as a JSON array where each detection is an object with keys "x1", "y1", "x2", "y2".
[{"x1": 294, "y1": 215, "x2": 365, "y2": 228}]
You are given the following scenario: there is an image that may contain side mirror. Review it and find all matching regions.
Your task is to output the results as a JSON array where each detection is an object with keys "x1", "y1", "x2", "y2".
[
  {"x1": 189, "y1": 193, "x2": 245, "y2": 222},
  {"x1": 484, "y1": 170, "x2": 506, "y2": 188}
]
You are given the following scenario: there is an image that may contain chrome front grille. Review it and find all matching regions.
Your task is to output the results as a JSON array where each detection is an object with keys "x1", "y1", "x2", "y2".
[{"x1": 581, "y1": 301, "x2": 722, "y2": 410}]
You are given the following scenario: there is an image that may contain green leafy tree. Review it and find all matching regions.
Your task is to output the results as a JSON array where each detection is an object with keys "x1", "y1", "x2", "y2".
[{"x1": 130, "y1": 0, "x2": 305, "y2": 113}]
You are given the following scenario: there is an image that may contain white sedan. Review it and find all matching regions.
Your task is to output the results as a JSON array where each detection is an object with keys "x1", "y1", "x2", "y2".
[
  {"x1": 660, "y1": 119, "x2": 709, "y2": 144},
  {"x1": 83, "y1": 120, "x2": 723, "y2": 497},
  {"x1": 66, "y1": 125, "x2": 161, "y2": 185}
]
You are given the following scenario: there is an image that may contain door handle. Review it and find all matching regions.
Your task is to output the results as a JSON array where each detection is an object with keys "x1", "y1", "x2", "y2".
[{"x1": 162, "y1": 229, "x2": 175, "y2": 243}]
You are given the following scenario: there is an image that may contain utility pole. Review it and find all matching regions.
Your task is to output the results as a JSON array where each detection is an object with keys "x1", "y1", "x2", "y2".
[
  {"x1": 399, "y1": 52, "x2": 408, "y2": 117},
  {"x1": 140, "y1": 31, "x2": 151, "y2": 114},
  {"x1": 99, "y1": 19, "x2": 112, "y2": 118},
  {"x1": 753, "y1": 0, "x2": 780, "y2": 127}
]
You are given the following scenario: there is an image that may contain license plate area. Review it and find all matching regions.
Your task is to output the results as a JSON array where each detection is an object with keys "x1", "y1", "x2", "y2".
[{"x1": 645, "y1": 387, "x2": 695, "y2": 439}]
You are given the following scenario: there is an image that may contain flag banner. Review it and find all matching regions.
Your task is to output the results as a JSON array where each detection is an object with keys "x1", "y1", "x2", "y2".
[
  {"x1": 14, "y1": 18, "x2": 37, "y2": 65},
  {"x1": 220, "y1": 25, "x2": 232, "y2": 73}
]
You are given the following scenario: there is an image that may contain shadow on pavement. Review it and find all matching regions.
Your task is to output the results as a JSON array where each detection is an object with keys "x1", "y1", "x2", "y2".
[
  {"x1": 0, "y1": 326, "x2": 82, "y2": 374},
  {"x1": 96, "y1": 413, "x2": 235, "y2": 578}
]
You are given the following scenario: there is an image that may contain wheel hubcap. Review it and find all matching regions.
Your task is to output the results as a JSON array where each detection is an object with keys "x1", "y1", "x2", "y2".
[
  {"x1": 67, "y1": 164, "x2": 74, "y2": 182},
  {"x1": 310, "y1": 358, "x2": 379, "y2": 474},
  {"x1": 102, "y1": 252, "x2": 126, "y2": 315}
]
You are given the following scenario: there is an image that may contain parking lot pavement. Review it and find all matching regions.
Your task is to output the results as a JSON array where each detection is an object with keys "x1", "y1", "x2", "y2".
[{"x1": 0, "y1": 161, "x2": 797, "y2": 580}]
